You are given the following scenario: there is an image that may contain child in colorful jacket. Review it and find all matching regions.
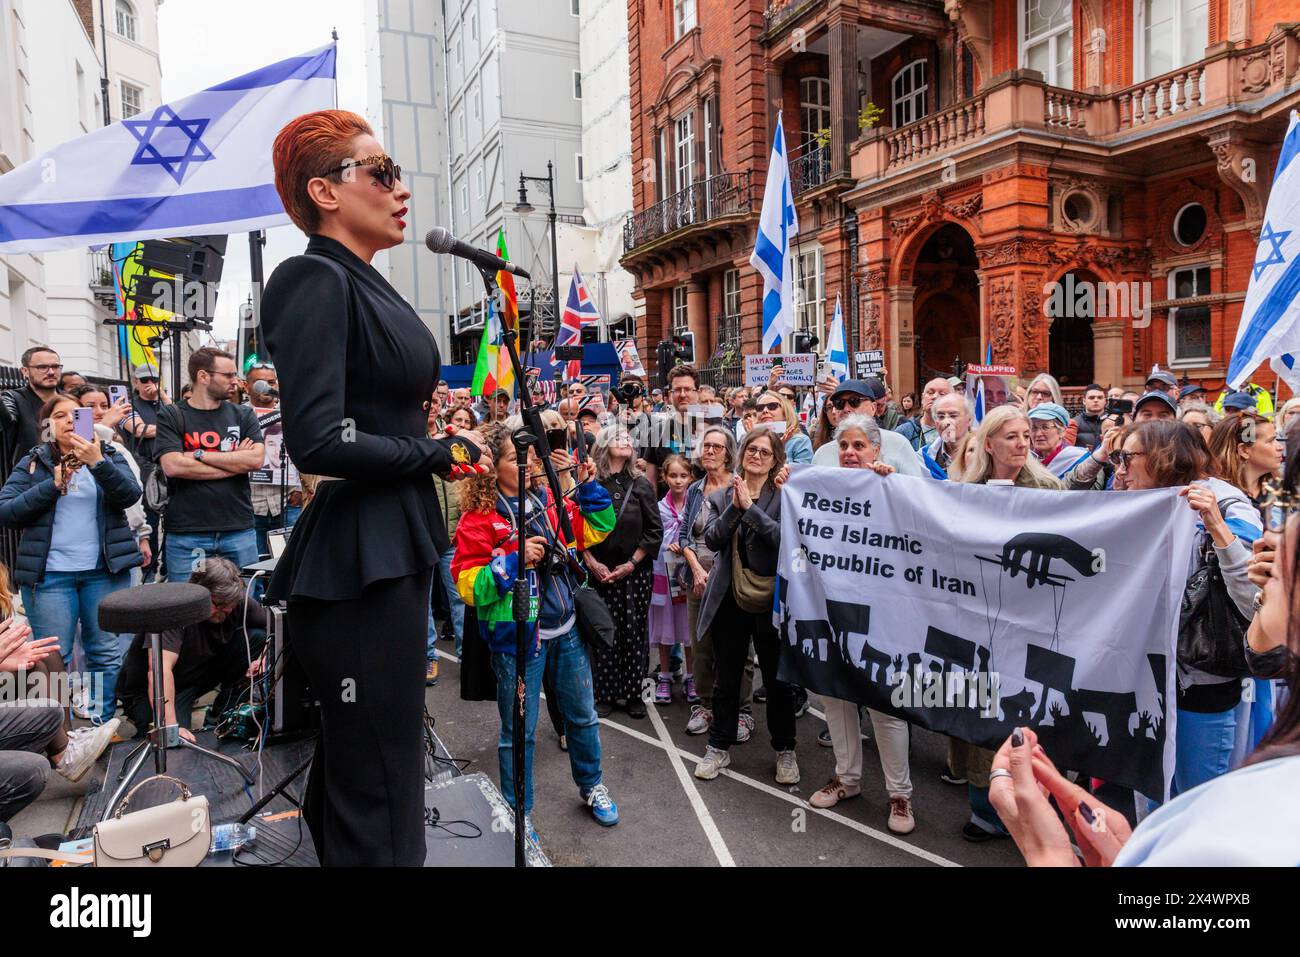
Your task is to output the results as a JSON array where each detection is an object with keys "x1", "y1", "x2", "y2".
[{"x1": 449, "y1": 421, "x2": 621, "y2": 828}]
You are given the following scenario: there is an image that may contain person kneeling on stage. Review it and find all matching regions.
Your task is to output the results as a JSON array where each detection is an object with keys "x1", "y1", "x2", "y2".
[
  {"x1": 451, "y1": 421, "x2": 621, "y2": 833},
  {"x1": 118, "y1": 558, "x2": 266, "y2": 740}
]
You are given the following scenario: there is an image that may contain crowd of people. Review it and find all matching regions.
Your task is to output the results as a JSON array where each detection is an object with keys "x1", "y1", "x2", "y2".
[{"x1": 0, "y1": 330, "x2": 1295, "y2": 866}]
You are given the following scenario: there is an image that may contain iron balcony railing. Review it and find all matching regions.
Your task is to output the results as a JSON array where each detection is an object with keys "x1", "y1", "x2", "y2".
[
  {"x1": 624, "y1": 171, "x2": 755, "y2": 253},
  {"x1": 790, "y1": 143, "x2": 832, "y2": 195}
]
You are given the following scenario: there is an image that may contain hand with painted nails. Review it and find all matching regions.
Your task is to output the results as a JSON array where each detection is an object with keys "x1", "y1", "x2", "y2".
[
  {"x1": 1028, "y1": 744, "x2": 1132, "y2": 867},
  {"x1": 987, "y1": 726, "x2": 1080, "y2": 867}
]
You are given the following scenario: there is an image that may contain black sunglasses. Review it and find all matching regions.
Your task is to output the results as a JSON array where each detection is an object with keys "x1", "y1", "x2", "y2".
[
  {"x1": 830, "y1": 395, "x2": 870, "y2": 411},
  {"x1": 320, "y1": 153, "x2": 402, "y2": 191}
]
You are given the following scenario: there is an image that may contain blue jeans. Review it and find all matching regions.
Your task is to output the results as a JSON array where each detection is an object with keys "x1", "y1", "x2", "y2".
[
  {"x1": 163, "y1": 528, "x2": 259, "y2": 583},
  {"x1": 22, "y1": 567, "x2": 132, "y2": 722},
  {"x1": 254, "y1": 506, "x2": 302, "y2": 558},
  {"x1": 438, "y1": 550, "x2": 465, "y2": 657},
  {"x1": 1172, "y1": 705, "x2": 1237, "y2": 797},
  {"x1": 491, "y1": 627, "x2": 602, "y2": 814},
  {"x1": 425, "y1": 580, "x2": 439, "y2": 665}
]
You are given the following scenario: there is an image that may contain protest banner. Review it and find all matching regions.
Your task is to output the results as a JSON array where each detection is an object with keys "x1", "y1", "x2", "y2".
[
  {"x1": 745, "y1": 353, "x2": 817, "y2": 387},
  {"x1": 776, "y1": 467, "x2": 1196, "y2": 799}
]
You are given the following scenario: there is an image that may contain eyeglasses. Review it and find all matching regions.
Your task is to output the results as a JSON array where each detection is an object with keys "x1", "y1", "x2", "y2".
[
  {"x1": 1028, "y1": 389, "x2": 1054, "y2": 399},
  {"x1": 700, "y1": 442, "x2": 727, "y2": 452},
  {"x1": 755, "y1": 402, "x2": 782, "y2": 412},
  {"x1": 136, "y1": 377, "x2": 158, "y2": 384},
  {"x1": 29, "y1": 363, "x2": 63, "y2": 373},
  {"x1": 208, "y1": 370, "x2": 238, "y2": 380},
  {"x1": 319, "y1": 153, "x2": 403, "y2": 190},
  {"x1": 1108, "y1": 450, "x2": 1147, "y2": 469},
  {"x1": 744, "y1": 446, "x2": 773, "y2": 460},
  {"x1": 830, "y1": 396, "x2": 869, "y2": 411}
]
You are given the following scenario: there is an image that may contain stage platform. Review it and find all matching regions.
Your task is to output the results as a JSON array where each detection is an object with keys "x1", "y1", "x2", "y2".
[{"x1": 74, "y1": 724, "x2": 547, "y2": 867}]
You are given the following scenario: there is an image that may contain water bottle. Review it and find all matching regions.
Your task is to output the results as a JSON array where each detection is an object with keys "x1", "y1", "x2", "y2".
[{"x1": 209, "y1": 822, "x2": 256, "y2": 853}]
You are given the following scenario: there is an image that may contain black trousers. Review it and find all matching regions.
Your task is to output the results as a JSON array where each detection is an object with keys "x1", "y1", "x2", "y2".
[
  {"x1": 708, "y1": 588, "x2": 797, "y2": 753},
  {"x1": 289, "y1": 568, "x2": 432, "y2": 867}
]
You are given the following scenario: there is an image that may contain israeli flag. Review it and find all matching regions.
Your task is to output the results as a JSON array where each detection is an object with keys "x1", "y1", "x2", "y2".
[
  {"x1": 973, "y1": 376, "x2": 986, "y2": 424},
  {"x1": 1227, "y1": 110, "x2": 1300, "y2": 389},
  {"x1": 750, "y1": 111, "x2": 799, "y2": 353},
  {"x1": 826, "y1": 293, "x2": 849, "y2": 382},
  {"x1": 0, "y1": 44, "x2": 336, "y2": 254}
]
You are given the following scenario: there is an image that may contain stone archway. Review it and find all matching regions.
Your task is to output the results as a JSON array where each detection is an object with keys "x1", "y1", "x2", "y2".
[{"x1": 911, "y1": 223, "x2": 981, "y2": 384}]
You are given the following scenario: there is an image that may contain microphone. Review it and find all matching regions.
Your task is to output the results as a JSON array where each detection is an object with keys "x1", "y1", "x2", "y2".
[
  {"x1": 252, "y1": 380, "x2": 279, "y2": 398},
  {"x1": 425, "y1": 227, "x2": 531, "y2": 280}
]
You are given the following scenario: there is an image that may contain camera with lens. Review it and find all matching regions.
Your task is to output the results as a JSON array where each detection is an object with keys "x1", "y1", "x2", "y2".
[
  {"x1": 616, "y1": 381, "x2": 643, "y2": 404},
  {"x1": 1104, "y1": 398, "x2": 1133, "y2": 419}
]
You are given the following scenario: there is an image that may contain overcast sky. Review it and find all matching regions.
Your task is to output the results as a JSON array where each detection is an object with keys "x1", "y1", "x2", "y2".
[{"x1": 157, "y1": 0, "x2": 371, "y2": 342}]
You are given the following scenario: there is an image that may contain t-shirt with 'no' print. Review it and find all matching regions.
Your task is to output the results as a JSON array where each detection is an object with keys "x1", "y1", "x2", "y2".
[{"x1": 154, "y1": 400, "x2": 263, "y2": 533}]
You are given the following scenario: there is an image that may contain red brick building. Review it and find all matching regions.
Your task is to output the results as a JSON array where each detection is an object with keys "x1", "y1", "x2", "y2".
[{"x1": 623, "y1": 0, "x2": 1300, "y2": 398}]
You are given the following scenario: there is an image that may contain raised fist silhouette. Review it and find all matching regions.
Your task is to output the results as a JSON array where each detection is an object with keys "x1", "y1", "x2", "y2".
[{"x1": 997, "y1": 533, "x2": 1099, "y2": 589}]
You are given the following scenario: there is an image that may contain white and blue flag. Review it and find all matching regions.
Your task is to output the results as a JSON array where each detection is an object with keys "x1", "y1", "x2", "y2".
[
  {"x1": 0, "y1": 44, "x2": 336, "y2": 254},
  {"x1": 825, "y1": 293, "x2": 848, "y2": 382},
  {"x1": 1227, "y1": 110, "x2": 1300, "y2": 390},
  {"x1": 750, "y1": 111, "x2": 799, "y2": 352}
]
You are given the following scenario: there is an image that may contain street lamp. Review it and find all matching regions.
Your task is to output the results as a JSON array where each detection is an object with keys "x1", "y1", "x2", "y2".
[{"x1": 513, "y1": 161, "x2": 560, "y2": 362}]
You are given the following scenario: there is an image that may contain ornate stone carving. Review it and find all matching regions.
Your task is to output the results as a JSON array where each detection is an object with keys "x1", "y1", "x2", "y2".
[
  {"x1": 1021, "y1": 286, "x2": 1044, "y2": 372},
  {"x1": 976, "y1": 238, "x2": 1054, "y2": 268},
  {"x1": 987, "y1": 276, "x2": 1017, "y2": 364},
  {"x1": 861, "y1": 269, "x2": 888, "y2": 292},
  {"x1": 888, "y1": 193, "x2": 982, "y2": 238},
  {"x1": 889, "y1": 213, "x2": 922, "y2": 236},
  {"x1": 1228, "y1": 0, "x2": 1250, "y2": 44},
  {"x1": 1203, "y1": 127, "x2": 1268, "y2": 228},
  {"x1": 1240, "y1": 52, "x2": 1272, "y2": 94},
  {"x1": 860, "y1": 300, "x2": 881, "y2": 350},
  {"x1": 948, "y1": 193, "x2": 984, "y2": 220}
]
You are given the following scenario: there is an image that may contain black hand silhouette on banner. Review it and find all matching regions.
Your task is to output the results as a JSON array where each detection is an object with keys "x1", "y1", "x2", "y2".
[{"x1": 985, "y1": 532, "x2": 1099, "y2": 589}]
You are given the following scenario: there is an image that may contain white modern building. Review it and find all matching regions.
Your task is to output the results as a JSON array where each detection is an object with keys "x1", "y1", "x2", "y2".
[
  {"x1": 0, "y1": 0, "x2": 50, "y2": 367},
  {"x1": 375, "y1": 1, "x2": 594, "y2": 366},
  {"x1": 569, "y1": 0, "x2": 635, "y2": 341},
  {"x1": 369, "y1": 0, "x2": 456, "y2": 357}
]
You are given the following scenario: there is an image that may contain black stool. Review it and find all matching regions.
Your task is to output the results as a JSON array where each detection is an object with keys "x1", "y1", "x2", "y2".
[{"x1": 99, "y1": 583, "x2": 255, "y2": 816}]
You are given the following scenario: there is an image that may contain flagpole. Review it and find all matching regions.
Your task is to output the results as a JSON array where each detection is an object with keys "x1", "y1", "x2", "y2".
[{"x1": 331, "y1": 28, "x2": 339, "y2": 109}]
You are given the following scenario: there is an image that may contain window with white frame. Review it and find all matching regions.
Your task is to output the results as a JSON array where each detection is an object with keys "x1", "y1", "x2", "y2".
[
  {"x1": 460, "y1": 182, "x2": 469, "y2": 213},
  {"x1": 120, "y1": 82, "x2": 143, "y2": 119},
  {"x1": 673, "y1": 0, "x2": 697, "y2": 40},
  {"x1": 1168, "y1": 265, "x2": 1212, "y2": 363},
  {"x1": 573, "y1": 72, "x2": 583, "y2": 100},
  {"x1": 723, "y1": 269, "x2": 741, "y2": 319},
  {"x1": 795, "y1": 247, "x2": 825, "y2": 349},
  {"x1": 458, "y1": 109, "x2": 466, "y2": 143},
  {"x1": 575, "y1": 154, "x2": 584, "y2": 182},
  {"x1": 800, "y1": 77, "x2": 831, "y2": 148},
  {"x1": 674, "y1": 111, "x2": 695, "y2": 191},
  {"x1": 702, "y1": 98, "x2": 715, "y2": 179},
  {"x1": 1021, "y1": 0, "x2": 1073, "y2": 88},
  {"x1": 571, "y1": 0, "x2": 580, "y2": 15},
  {"x1": 891, "y1": 61, "x2": 928, "y2": 128},
  {"x1": 1137, "y1": 0, "x2": 1209, "y2": 81},
  {"x1": 672, "y1": 286, "x2": 690, "y2": 334},
  {"x1": 470, "y1": 83, "x2": 479, "y2": 119},
  {"x1": 470, "y1": 11, "x2": 479, "y2": 39},
  {"x1": 116, "y1": 0, "x2": 137, "y2": 41},
  {"x1": 475, "y1": 166, "x2": 484, "y2": 198},
  {"x1": 455, "y1": 38, "x2": 462, "y2": 67}
]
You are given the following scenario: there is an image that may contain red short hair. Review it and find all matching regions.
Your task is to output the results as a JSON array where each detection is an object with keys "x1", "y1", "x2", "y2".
[{"x1": 272, "y1": 110, "x2": 373, "y2": 234}]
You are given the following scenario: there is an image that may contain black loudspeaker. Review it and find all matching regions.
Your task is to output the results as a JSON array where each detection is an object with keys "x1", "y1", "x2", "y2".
[{"x1": 137, "y1": 235, "x2": 227, "y2": 283}]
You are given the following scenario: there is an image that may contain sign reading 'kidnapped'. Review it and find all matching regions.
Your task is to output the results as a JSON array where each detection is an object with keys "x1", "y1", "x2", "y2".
[{"x1": 775, "y1": 468, "x2": 1198, "y2": 800}]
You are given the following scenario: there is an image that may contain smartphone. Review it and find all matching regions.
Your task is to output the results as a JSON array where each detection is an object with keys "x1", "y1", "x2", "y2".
[
  {"x1": 108, "y1": 385, "x2": 127, "y2": 406},
  {"x1": 72, "y1": 407, "x2": 95, "y2": 441}
]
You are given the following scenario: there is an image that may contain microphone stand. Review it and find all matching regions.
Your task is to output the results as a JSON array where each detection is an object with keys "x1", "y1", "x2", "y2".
[{"x1": 476, "y1": 265, "x2": 578, "y2": 868}]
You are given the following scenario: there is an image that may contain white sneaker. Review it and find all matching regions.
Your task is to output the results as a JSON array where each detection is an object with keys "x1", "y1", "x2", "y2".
[
  {"x1": 70, "y1": 684, "x2": 92, "y2": 721},
  {"x1": 55, "y1": 718, "x2": 119, "y2": 783},
  {"x1": 775, "y1": 749, "x2": 800, "y2": 785},
  {"x1": 736, "y1": 711, "x2": 755, "y2": 744},
  {"x1": 694, "y1": 745, "x2": 731, "y2": 780}
]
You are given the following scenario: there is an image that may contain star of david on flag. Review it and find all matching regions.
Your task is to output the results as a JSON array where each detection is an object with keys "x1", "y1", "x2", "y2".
[
  {"x1": 0, "y1": 44, "x2": 336, "y2": 253},
  {"x1": 1228, "y1": 110, "x2": 1300, "y2": 390}
]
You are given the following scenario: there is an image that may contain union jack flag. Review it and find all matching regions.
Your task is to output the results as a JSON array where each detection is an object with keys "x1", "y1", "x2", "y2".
[{"x1": 554, "y1": 265, "x2": 600, "y2": 379}]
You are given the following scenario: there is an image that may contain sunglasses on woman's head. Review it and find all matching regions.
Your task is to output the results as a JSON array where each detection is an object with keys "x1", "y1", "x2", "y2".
[{"x1": 320, "y1": 153, "x2": 403, "y2": 191}]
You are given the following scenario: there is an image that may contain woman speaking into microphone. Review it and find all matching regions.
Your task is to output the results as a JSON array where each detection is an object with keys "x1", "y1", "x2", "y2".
[{"x1": 259, "y1": 110, "x2": 483, "y2": 866}]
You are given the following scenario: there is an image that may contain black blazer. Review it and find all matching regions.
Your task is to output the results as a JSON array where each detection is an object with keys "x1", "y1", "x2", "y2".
[
  {"x1": 696, "y1": 483, "x2": 781, "y2": 638},
  {"x1": 259, "y1": 235, "x2": 478, "y2": 602}
]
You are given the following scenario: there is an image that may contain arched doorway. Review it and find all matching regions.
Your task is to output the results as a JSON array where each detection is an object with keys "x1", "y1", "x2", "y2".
[
  {"x1": 912, "y1": 224, "x2": 980, "y2": 384},
  {"x1": 1047, "y1": 270, "x2": 1096, "y2": 387}
]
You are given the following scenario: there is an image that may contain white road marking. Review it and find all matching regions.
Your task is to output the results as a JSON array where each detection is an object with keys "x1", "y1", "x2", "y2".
[{"x1": 435, "y1": 651, "x2": 958, "y2": 867}]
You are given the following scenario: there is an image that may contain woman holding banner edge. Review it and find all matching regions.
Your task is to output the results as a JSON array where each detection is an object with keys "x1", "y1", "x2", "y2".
[{"x1": 805, "y1": 414, "x2": 918, "y2": 835}]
